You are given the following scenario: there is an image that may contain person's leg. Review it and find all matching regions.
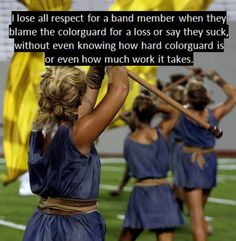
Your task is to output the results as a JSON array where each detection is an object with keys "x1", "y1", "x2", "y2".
[
  {"x1": 185, "y1": 188, "x2": 207, "y2": 241},
  {"x1": 202, "y1": 189, "x2": 213, "y2": 235},
  {"x1": 118, "y1": 228, "x2": 143, "y2": 241},
  {"x1": 173, "y1": 185, "x2": 185, "y2": 212},
  {"x1": 202, "y1": 189, "x2": 211, "y2": 207},
  {"x1": 156, "y1": 229, "x2": 174, "y2": 241}
]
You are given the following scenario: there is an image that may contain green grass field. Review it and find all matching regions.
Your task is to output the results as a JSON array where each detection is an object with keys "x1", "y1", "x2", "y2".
[{"x1": 0, "y1": 158, "x2": 236, "y2": 241}]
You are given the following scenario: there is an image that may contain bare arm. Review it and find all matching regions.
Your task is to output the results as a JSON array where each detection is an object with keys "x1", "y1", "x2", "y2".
[
  {"x1": 73, "y1": 66, "x2": 130, "y2": 155},
  {"x1": 78, "y1": 87, "x2": 99, "y2": 118},
  {"x1": 157, "y1": 103, "x2": 179, "y2": 139},
  {"x1": 207, "y1": 71, "x2": 236, "y2": 120},
  {"x1": 78, "y1": 66, "x2": 104, "y2": 117}
]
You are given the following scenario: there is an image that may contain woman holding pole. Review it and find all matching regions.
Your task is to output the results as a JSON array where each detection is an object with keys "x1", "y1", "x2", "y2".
[{"x1": 174, "y1": 72, "x2": 236, "y2": 241}]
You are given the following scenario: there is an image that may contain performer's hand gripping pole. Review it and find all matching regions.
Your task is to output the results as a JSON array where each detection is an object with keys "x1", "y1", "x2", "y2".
[{"x1": 126, "y1": 69, "x2": 223, "y2": 138}]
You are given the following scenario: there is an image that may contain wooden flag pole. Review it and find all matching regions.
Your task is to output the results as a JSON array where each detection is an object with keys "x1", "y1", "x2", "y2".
[
  {"x1": 163, "y1": 73, "x2": 194, "y2": 92},
  {"x1": 127, "y1": 68, "x2": 223, "y2": 138}
]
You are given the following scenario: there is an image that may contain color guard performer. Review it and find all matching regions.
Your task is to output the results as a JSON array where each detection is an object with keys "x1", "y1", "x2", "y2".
[
  {"x1": 174, "y1": 71, "x2": 236, "y2": 241},
  {"x1": 118, "y1": 95, "x2": 184, "y2": 241},
  {"x1": 22, "y1": 66, "x2": 130, "y2": 241}
]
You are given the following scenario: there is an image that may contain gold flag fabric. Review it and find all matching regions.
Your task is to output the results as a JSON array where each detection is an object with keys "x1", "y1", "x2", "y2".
[{"x1": 3, "y1": 0, "x2": 71, "y2": 185}]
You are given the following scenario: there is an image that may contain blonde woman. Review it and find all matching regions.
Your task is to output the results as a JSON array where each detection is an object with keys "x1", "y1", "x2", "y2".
[{"x1": 23, "y1": 66, "x2": 129, "y2": 241}]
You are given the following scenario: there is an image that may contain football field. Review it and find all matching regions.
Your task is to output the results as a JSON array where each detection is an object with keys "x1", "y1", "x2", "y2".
[{"x1": 0, "y1": 157, "x2": 236, "y2": 241}]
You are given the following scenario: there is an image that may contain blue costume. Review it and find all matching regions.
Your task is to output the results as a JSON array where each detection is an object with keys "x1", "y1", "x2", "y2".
[
  {"x1": 123, "y1": 129, "x2": 184, "y2": 230},
  {"x1": 167, "y1": 120, "x2": 184, "y2": 173},
  {"x1": 23, "y1": 126, "x2": 105, "y2": 241},
  {"x1": 174, "y1": 109, "x2": 218, "y2": 189}
]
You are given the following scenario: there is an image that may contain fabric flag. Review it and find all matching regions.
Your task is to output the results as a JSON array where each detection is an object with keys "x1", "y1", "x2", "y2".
[
  {"x1": 108, "y1": 2, "x2": 159, "y2": 128},
  {"x1": 3, "y1": 0, "x2": 71, "y2": 185},
  {"x1": 109, "y1": 0, "x2": 213, "y2": 11},
  {"x1": 173, "y1": 0, "x2": 213, "y2": 11}
]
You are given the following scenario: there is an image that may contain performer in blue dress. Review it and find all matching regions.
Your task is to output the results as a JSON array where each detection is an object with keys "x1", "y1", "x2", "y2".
[
  {"x1": 118, "y1": 95, "x2": 184, "y2": 241},
  {"x1": 22, "y1": 65, "x2": 130, "y2": 241},
  {"x1": 174, "y1": 73, "x2": 236, "y2": 241}
]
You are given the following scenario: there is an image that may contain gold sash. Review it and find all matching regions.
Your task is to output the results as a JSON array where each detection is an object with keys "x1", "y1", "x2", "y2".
[
  {"x1": 183, "y1": 146, "x2": 215, "y2": 169},
  {"x1": 38, "y1": 197, "x2": 97, "y2": 215},
  {"x1": 135, "y1": 178, "x2": 168, "y2": 187}
]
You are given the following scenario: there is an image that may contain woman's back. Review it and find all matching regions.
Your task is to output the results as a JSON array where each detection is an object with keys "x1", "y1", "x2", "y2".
[
  {"x1": 124, "y1": 128, "x2": 170, "y2": 179},
  {"x1": 179, "y1": 109, "x2": 217, "y2": 148}
]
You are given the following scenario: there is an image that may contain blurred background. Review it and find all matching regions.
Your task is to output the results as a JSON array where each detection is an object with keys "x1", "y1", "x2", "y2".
[{"x1": 0, "y1": 0, "x2": 236, "y2": 154}]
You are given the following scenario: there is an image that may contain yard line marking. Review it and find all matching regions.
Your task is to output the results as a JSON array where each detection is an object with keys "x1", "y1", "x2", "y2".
[
  {"x1": 218, "y1": 159, "x2": 236, "y2": 164},
  {"x1": 218, "y1": 165, "x2": 236, "y2": 170},
  {"x1": 0, "y1": 219, "x2": 25, "y2": 230},
  {"x1": 217, "y1": 176, "x2": 236, "y2": 182},
  {"x1": 117, "y1": 214, "x2": 125, "y2": 220},
  {"x1": 208, "y1": 197, "x2": 236, "y2": 206},
  {"x1": 100, "y1": 184, "x2": 236, "y2": 206},
  {"x1": 204, "y1": 216, "x2": 214, "y2": 222},
  {"x1": 218, "y1": 175, "x2": 236, "y2": 181},
  {"x1": 100, "y1": 184, "x2": 132, "y2": 192}
]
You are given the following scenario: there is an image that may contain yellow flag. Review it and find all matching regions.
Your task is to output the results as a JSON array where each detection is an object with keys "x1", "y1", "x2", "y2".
[
  {"x1": 108, "y1": 2, "x2": 159, "y2": 128},
  {"x1": 174, "y1": 0, "x2": 213, "y2": 11},
  {"x1": 109, "y1": 0, "x2": 174, "y2": 11},
  {"x1": 109, "y1": 0, "x2": 213, "y2": 11},
  {"x1": 3, "y1": 0, "x2": 71, "y2": 185},
  {"x1": 19, "y1": 0, "x2": 71, "y2": 11}
]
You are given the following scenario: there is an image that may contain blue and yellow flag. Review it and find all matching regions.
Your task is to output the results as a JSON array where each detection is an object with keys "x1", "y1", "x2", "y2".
[{"x1": 3, "y1": 0, "x2": 71, "y2": 185}]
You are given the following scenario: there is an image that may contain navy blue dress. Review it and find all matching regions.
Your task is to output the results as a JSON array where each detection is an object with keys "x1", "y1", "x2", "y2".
[
  {"x1": 123, "y1": 129, "x2": 184, "y2": 229},
  {"x1": 23, "y1": 126, "x2": 105, "y2": 241},
  {"x1": 174, "y1": 109, "x2": 218, "y2": 189},
  {"x1": 167, "y1": 120, "x2": 184, "y2": 173}
]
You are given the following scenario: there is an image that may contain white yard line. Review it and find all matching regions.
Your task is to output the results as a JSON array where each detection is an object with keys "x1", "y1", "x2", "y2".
[
  {"x1": 100, "y1": 184, "x2": 132, "y2": 192},
  {"x1": 218, "y1": 159, "x2": 236, "y2": 165},
  {"x1": 217, "y1": 175, "x2": 236, "y2": 181},
  {"x1": 208, "y1": 197, "x2": 236, "y2": 206},
  {"x1": 204, "y1": 216, "x2": 214, "y2": 222},
  {"x1": 218, "y1": 165, "x2": 236, "y2": 170},
  {"x1": 0, "y1": 219, "x2": 25, "y2": 230},
  {"x1": 101, "y1": 159, "x2": 124, "y2": 164},
  {"x1": 117, "y1": 214, "x2": 125, "y2": 220},
  {"x1": 100, "y1": 184, "x2": 236, "y2": 206}
]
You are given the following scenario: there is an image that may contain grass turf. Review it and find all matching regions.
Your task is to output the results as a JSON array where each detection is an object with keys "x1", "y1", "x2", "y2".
[{"x1": 0, "y1": 158, "x2": 236, "y2": 241}]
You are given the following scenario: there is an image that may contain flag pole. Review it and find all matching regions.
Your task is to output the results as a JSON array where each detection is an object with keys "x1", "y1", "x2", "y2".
[
  {"x1": 126, "y1": 68, "x2": 223, "y2": 138},
  {"x1": 163, "y1": 73, "x2": 194, "y2": 92}
]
